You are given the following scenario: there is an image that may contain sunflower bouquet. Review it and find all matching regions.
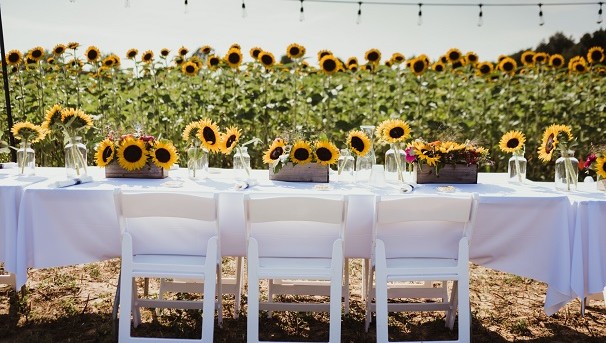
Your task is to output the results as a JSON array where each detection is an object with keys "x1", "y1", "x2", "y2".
[
  {"x1": 263, "y1": 136, "x2": 340, "y2": 175},
  {"x1": 95, "y1": 131, "x2": 178, "y2": 174},
  {"x1": 375, "y1": 119, "x2": 412, "y2": 182},
  {"x1": 499, "y1": 130, "x2": 527, "y2": 183},
  {"x1": 580, "y1": 145, "x2": 606, "y2": 191},
  {"x1": 537, "y1": 124, "x2": 577, "y2": 191},
  {"x1": 407, "y1": 138, "x2": 489, "y2": 176},
  {"x1": 11, "y1": 121, "x2": 46, "y2": 175}
]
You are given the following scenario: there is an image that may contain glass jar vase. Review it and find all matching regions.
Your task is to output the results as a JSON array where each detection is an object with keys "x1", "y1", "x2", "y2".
[
  {"x1": 337, "y1": 148, "x2": 354, "y2": 182},
  {"x1": 385, "y1": 144, "x2": 406, "y2": 183},
  {"x1": 555, "y1": 149, "x2": 578, "y2": 191},
  {"x1": 187, "y1": 146, "x2": 208, "y2": 179},
  {"x1": 508, "y1": 152, "x2": 527, "y2": 183},
  {"x1": 355, "y1": 125, "x2": 376, "y2": 183},
  {"x1": 233, "y1": 146, "x2": 251, "y2": 179},
  {"x1": 64, "y1": 136, "x2": 87, "y2": 178},
  {"x1": 17, "y1": 142, "x2": 36, "y2": 176}
]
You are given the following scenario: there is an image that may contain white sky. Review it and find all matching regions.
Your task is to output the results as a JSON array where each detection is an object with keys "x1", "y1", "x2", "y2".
[{"x1": 2, "y1": 0, "x2": 605, "y2": 66}]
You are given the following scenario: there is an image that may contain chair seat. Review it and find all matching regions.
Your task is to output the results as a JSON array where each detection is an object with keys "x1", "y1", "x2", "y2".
[
  {"x1": 258, "y1": 257, "x2": 333, "y2": 280},
  {"x1": 131, "y1": 254, "x2": 208, "y2": 278}
]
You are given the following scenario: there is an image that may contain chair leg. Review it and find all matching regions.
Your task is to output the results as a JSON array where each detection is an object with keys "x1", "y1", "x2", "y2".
[
  {"x1": 447, "y1": 281, "x2": 459, "y2": 330},
  {"x1": 266, "y1": 279, "x2": 274, "y2": 318},
  {"x1": 458, "y1": 278, "x2": 470, "y2": 342},
  {"x1": 343, "y1": 258, "x2": 350, "y2": 315},
  {"x1": 364, "y1": 263, "x2": 374, "y2": 332},
  {"x1": 217, "y1": 264, "x2": 224, "y2": 327},
  {"x1": 118, "y1": 270, "x2": 133, "y2": 341},
  {"x1": 247, "y1": 239, "x2": 260, "y2": 343},
  {"x1": 112, "y1": 270, "x2": 121, "y2": 342},
  {"x1": 234, "y1": 256, "x2": 243, "y2": 319},
  {"x1": 132, "y1": 279, "x2": 142, "y2": 328}
]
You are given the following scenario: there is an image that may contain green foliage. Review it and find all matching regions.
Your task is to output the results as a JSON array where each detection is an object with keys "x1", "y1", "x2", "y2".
[{"x1": 1, "y1": 47, "x2": 605, "y2": 180}]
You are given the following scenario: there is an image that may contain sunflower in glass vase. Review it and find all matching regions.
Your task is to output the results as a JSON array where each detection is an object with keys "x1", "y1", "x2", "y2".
[
  {"x1": 537, "y1": 124, "x2": 577, "y2": 191},
  {"x1": 218, "y1": 125, "x2": 261, "y2": 180},
  {"x1": 375, "y1": 119, "x2": 412, "y2": 183},
  {"x1": 11, "y1": 121, "x2": 46, "y2": 175},
  {"x1": 182, "y1": 120, "x2": 209, "y2": 179},
  {"x1": 499, "y1": 130, "x2": 527, "y2": 183}
]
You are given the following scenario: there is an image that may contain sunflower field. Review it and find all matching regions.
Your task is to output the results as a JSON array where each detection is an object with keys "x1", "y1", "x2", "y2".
[{"x1": 1, "y1": 43, "x2": 605, "y2": 180}]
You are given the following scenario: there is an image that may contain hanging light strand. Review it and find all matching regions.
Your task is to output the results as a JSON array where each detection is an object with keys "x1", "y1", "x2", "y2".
[
  {"x1": 598, "y1": 2, "x2": 603, "y2": 24},
  {"x1": 477, "y1": 3, "x2": 483, "y2": 26},
  {"x1": 242, "y1": 0, "x2": 248, "y2": 17},
  {"x1": 538, "y1": 3, "x2": 545, "y2": 25},
  {"x1": 300, "y1": 0, "x2": 305, "y2": 21},
  {"x1": 357, "y1": 1, "x2": 362, "y2": 24},
  {"x1": 417, "y1": 3, "x2": 422, "y2": 25}
]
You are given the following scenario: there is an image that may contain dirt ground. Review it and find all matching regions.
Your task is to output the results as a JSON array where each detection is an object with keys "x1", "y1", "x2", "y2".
[{"x1": 1, "y1": 259, "x2": 606, "y2": 342}]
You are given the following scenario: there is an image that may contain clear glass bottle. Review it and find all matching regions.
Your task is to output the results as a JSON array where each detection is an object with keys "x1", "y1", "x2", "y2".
[
  {"x1": 64, "y1": 136, "x2": 87, "y2": 178},
  {"x1": 187, "y1": 146, "x2": 208, "y2": 179},
  {"x1": 233, "y1": 146, "x2": 251, "y2": 179},
  {"x1": 17, "y1": 141, "x2": 35, "y2": 176},
  {"x1": 337, "y1": 148, "x2": 354, "y2": 182},
  {"x1": 385, "y1": 145, "x2": 406, "y2": 183},
  {"x1": 508, "y1": 152, "x2": 527, "y2": 183},
  {"x1": 555, "y1": 149, "x2": 578, "y2": 191},
  {"x1": 356, "y1": 125, "x2": 376, "y2": 183}
]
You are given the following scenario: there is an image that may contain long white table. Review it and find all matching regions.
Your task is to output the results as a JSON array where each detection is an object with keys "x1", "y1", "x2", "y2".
[{"x1": 2, "y1": 166, "x2": 605, "y2": 315}]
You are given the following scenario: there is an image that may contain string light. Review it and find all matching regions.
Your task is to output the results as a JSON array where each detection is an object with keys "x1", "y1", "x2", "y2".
[
  {"x1": 417, "y1": 3, "x2": 422, "y2": 26},
  {"x1": 357, "y1": 2, "x2": 362, "y2": 24},
  {"x1": 124, "y1": 0, "x2": 130, "y2": 7},
  {"x1": 242, "y1": 0, "x2": 247, "y2": 18},
  {"x1": 478, "y1": 4, "x2": 483, "y2": 27},
  {"x1": 184, "y1": 0, "x2": 188, "y2": 14},
  {"x1": 538, "y1": 3, "x2": 545, "y2": 26},
  {"x1": 598, "y1": 2, "x2": 603, "y2": 24},
  {"x1": 300, "y1": 0, "x2": 305, "y2": 21}
]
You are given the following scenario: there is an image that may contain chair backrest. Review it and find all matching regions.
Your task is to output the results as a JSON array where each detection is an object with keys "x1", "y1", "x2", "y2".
[
  {"x1": 374, "y1": 193, "x2": 478, "y2": 259},
  {"x1": 114, "y1": 189, "x2": 219, "y2": 256},
  {"x1": 245, "y1": 194, "x2": 347, "y2": 258}
]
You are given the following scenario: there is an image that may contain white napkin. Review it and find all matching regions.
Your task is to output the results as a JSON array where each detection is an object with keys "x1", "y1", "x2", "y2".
[{"x1": 49, "y1": 175, "x2": 94, "y2": 188}]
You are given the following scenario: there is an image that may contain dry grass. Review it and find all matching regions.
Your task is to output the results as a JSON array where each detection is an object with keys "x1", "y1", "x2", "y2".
[{"x1": 1, "y1": 259, "x2": 606, "y2": 342}]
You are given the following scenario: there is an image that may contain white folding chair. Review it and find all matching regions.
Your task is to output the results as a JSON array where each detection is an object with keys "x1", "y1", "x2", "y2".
[
  {"x1": 367, "y1": 193, "x2": 478, "y2": 343},
  {"x1": 115, "y1": 190, "x2": 220, "y2": 342},
  {"x1": 245, "y1": 194, "x2": 347, "y2": 343}
]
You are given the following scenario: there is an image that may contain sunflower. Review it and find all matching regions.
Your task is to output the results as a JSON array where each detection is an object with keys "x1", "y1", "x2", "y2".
[
  {"x1": 259, "y1": 51, "x2": 275, "y2": 69},
  {"x1": 67, "y1": 42, "x2": 79, "y2": 50},
  {"x1": 41, "y1": 104, "x2": 63, "y2": 131},
  {"x1": 207, "y1": 55, "x2": 221, "y2": 70},
  {"x1": 571, "y1": 60, "x2": 588, "y2": 73},
  {"x1": 230, "y1": 43, "x2": 241, "y2": 51},
  {"x1": 182, "y1": 121, "x2": 201, "y2": 143},
  {"x1": 151, "y1": 141, "x2": 178, "y2": 169},
  {"x1": 190, "y1": 56, "x2": 203, "y2": 69},
  {"x1": 346, "y1": 57, "x2": 358, "y2": 67},
  {"x1": 27, "y1": 46, "x2": 44, "y2": 62},
  {"x1": 178, "y1": 46, "x2": 189, "y2": 56},
  {"x1": 197, "y1": 119, "x2": 221, "y2": 152},
  {"x1": 290, "y1": 140, "x2": 313, "y2": 165},
  {"x1": 410, "y1": 57, "x2": 428, "y2": 76},
  {"x1": 141, "y1": 50, "x2": 154, "y2": 64},
  {"x1": 219, "y1": 126, "x2": 241, "y2": 154},
  {"x1": 499, "y1": 130, "x2": 526, "y2": 153},
  {"x1": 465, "y1": 51, "x2": 479, "y2": 65},
  {"x1": 596, "y1": 156, "x2": 606, "y2": 179},
  {"x1": 6, "y1": 50, "x2": 22, "y2": 65},
  {"x1": 587, "y1": 46, "x2": 605, "y2": 64},
  {"x1": 200, "y1": 45, "x2": 213, "y2": 55},
  {"x1": 317, "y1": 49, "x2": 332, "y2": 61},
  {"x1": 391, "y1": 52, "x2": 405, "y2": 64},
  {"x1": 11, "y1": 122, "x2": 45, "y2": 143},
  {"x1": 287, "y1": 43, "x2": 305, "y2": 59},
  {"x1": 109, "y1": 54, "x2": 121, "y2": 67},
  {"x1": 60, "y1": 107, "x2": 93, "y2": 130},
  {"x1": 160, "y1": 48, "x2": 170, "y2": 57},
  {"x1": 443, "y1": 48, "x2": 460, "y2": 64},
  {"x1": 181, "y1": 61, "x2": 199, "y2": 76},
  {"x1": 533, "y1": 52, "x2": 549, "y2": 65},
  {"x1": 117, "y1": 137, "x2": 148, "y2": 171},
  {"x1": 476, "y1": 61, "x2": 494, "y2": 76},
  {"x1": 224, "y1": 48, "x2": 243, "y2": 69},
  {"x1": 432, "y1": 62, "x2": 446, "y2": 72},
  {"x1": 319, "y1": 55, "x2": 339, "y2": 75},
  {"x1": 102, "y1": 56, "x2": 115, "y2": 68},
  {"x1": 53, "y1": 44, "x2": 66, "y2": 55},
  {"x1": 549, "y1": 54, "x2": 565, "y2": 68},
  {"x1": 537, "y1": 124, "x2": 573, "y2": 162},
  {"x1": 95, "y1": 139, "x2": 115, "y2": 167},
  {"x1": 377, "y1": 119, "x2": 411, "y2": 144},
  {"x1": 365, "y1": 48, "x2": 381, "y2": 64},
  {"x1": 314, "y1": 140, "x2": 339, "y2": 166},
  {"x1": 249, "y1": 47, "x2": 262, "y2": 60},
  {"x1": 348, "y1": 64, "x2": 359, "y2": 72},
  {"x1": 84, "y1": 46, "x2": 100, "y2": 62},
  {"x1": 521, "y1": 51, "x2": 535, "y2": 66},
  {"x1": 347, "y1": 130, "x2": 371, "y2": 157},
  {"x1": 263, "y1": 138, "x2": 286, "y2": 164},
  {"x1": 126, "y1": 48, "x2": 138, "y2": 59},
  {"x1": 498, "y1": 57, "x2": 517, "y2": 75},
  {"x1": 174, "y1": 56, "x2": 184, "y2": 66}
]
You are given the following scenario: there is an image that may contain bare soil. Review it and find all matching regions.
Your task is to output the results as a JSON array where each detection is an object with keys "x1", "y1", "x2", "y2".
[{"x1": 1, "y1": 259, "x2": 606, "y2": 342}]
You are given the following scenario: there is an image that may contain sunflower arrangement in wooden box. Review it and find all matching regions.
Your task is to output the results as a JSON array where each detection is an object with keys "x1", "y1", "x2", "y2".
[{"x1": 95, "y1": 131, "x2": 178, "y2": 178}]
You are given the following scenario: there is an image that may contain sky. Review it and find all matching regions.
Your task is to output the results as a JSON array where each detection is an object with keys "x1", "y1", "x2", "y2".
[{"x1": 2, "y1": 0, "x2": 605, "y2": 66}]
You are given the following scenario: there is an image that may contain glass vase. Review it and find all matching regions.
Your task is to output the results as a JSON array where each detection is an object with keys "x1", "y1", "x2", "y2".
[
  {"x1": 597, "y1": 174, "x2": 605, "y2": 192},
  {"x1": 385, "y1": 144, "x2": 406, "y2": 183},
  {"x1": 508, "y1": 152, "x2": 527, "y2": 183},
  {"x1": 187, "y1": 146, "x2": 208, "y2": 179},
  {"x1": 64, "y1": 136, "x2": 87, "y2": 178},
  {"x1": 337, "y1": 148, "x2": 354, "y2": 183},
  {"x1": 233, "y1": 146, "x2": 251, "y2": 180},
  {"x1": 17, "y1": 142, "x2": 35, "y2": 176},
  {"x1": 554, "y1": 149, "x2": 578, "y2": 191},
  {"x1": 355, "y1": 125, "x2": 376, "y2": 183}
]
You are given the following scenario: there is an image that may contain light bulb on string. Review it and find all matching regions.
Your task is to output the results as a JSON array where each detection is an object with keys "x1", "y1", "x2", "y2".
[
  {"x1": 124, "y1": 0, "x2": 130, "y2": 7},
  {"x1": 184, "y1": 0, "x2": 188, "y2": 14},
  {"x1": 356, "y1": 2, "x2": 362, "y2": 25},
  {"x1": 417, "y1": 3, "x2": 422, "y2": 26},
  {"x1": 538, "y1": 3, "x2": 544, "y2": 26},
  {"x1": 242, "y1": 0, "x2": 247, "y2": 18},
  {"x1": 477, "y1": 4, "x2": 483, "y2": 27},
  {"x1": 598, "y1": 2, "x2": 603, "y2": 24},
  {"x1": 300, "y1": 0, "x2": 305, "y2": 21}
]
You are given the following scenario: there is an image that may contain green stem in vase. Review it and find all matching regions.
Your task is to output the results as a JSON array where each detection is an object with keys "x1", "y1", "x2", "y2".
[
  {"x1": 392, "y1": 142, "x2": 404, "y2": 182},
  {"x1": 236, "y1": 145, "x2": 251, "y2": 177}
]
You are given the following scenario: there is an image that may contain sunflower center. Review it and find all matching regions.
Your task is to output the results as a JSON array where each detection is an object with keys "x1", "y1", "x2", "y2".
[
  {"x1": 506, "y1": 138, "x2": 520, "y2": 149},
  {"x1": 290, "y1": 47, "x2": 300, "y2": 56},
  {"x1": 294, "y1": 148, "x2": 309, "y2": 161},
  {"x1": 368, "y1": 52, "x2": 379, "y2": 62},
  {"x1": 575, "y1": 63, "x2": 585, "y2": 72},
  {"x1": 8, "y1": 53, "x2": 19, "y2": 63},
  {"x1": 545, "y1": 134, "x2": 555, "y2": 153},
  {"x1": 228, "y1": 53, "x2": 241, "y2": 64},
  {"x1": 202, "y1": 127, "x2": 216, "y2": 144},
  {"x1": 261, "y1": 55, "x2": 273, "y2": 66},
  {"x1": 210, "y1": 58, "x2": 219, "y2": 66},
  {"x1": 32, "y1": 50, "x2": 42, "y2": 59},
  {"x1": 504, "y1": 62, "x2": 514, "y2": 71},
  {"x1": 186, "y1": 65, "x2": 195, "y2": 73},
  {"x1": 524, "y1": 55, "x2": 533, "y2": 64},
  {"x1": 270, "y1": 147, "x2": 283, "y2": 160},
  {"x1": 449, "y1": 52, "x2": 460, "y2": 61},
  {"x1": 316, "y1": 147, "x2": 332, "y2": 161},
  {"x1": 591, "y1": 51, "x2": 603, "y2": 62},
  {"x1": 552, "y1": 58, "x2": 562, "y2": 67},
  {"x1": 102, "y1": 146, "x2": 113, "y2": 163},
  {"x1": 155, "y1": 148, "x2": 171, "y2": 163},
  {"x1": 124, "y1": 145, "x2": 143, "y2": 163},
  {"x1": 226, "y1": 135, "x2": 237, "y2": 148},
  {"x1": 351, "y1": 136, "x2": 365, "y2": 153},
  {"x1": 88, "y1": 51, "x2": 98, "y2": 60},
  {"x1": 323, "y1": 59, "x2": 337, "y2": 72},
  {"x1": 389, "y1": 127, "x2": 405, "y2": 139},
  {"x1": 480, "y1": 65, "x2": 490, "y2": 74},
  {"x1": 413, "y1": 60, "x2": 425, "y2": 73},
  {"x1": 435, "y1": 64, "x2": 444, "y2": 72},
  {"x1": 144, "y1": 54, "x2": 152, "y2": 61}
]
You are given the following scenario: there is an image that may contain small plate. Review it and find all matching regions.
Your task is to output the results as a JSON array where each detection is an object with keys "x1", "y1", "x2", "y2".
[
  {"x1": 436, "y1": 185, "x2": 457, "y2": 193},
  {"x1": 162, "y1": 180, "x2": 183, "y2": 188},
  {"x1": 313, "y1": 184, "x2": 333, "y2": 191}
]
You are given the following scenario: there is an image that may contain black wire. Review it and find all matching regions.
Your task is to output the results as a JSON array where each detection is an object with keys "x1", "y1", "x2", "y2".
[{"x1": 285, "y1": 0, "x2": 600, "y2": 7}]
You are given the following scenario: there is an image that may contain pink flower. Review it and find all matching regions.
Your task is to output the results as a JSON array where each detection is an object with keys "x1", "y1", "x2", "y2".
[
  {"x1": 585, "y1": 153, "x2": 597, "y2": 169},
  {"x1": 405, "y1": 147, "x2": 416, "y2": 163}
]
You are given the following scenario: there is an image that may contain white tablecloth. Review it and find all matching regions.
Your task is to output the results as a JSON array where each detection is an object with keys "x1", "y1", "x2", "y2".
[{"x1": 4, "y1": 167, "x2": 603, "y2": 315}]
